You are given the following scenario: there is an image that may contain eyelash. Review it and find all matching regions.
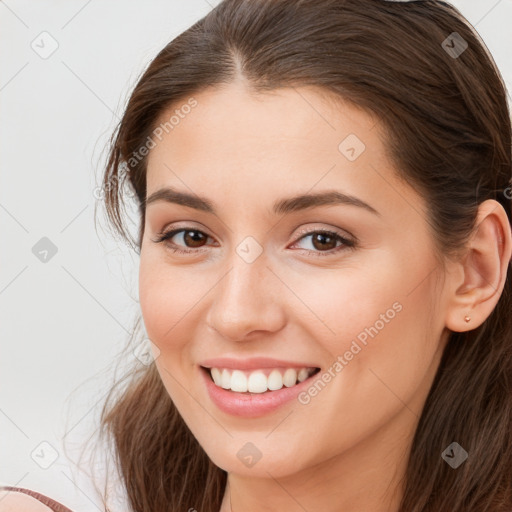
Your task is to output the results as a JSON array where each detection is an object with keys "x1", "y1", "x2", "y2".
[{"x1": 151, "y1": 227, "x2": 356, "y2": 258}]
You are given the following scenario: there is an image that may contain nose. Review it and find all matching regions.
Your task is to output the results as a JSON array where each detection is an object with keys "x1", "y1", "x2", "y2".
[{"x1": 205, "y1": 253, "x2": 286, "y2": 342}]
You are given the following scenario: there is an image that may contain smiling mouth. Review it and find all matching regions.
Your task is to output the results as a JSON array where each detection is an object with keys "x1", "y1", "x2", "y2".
[{"x1": 200, "y1": 365, "x2": 321, "y2": 394}]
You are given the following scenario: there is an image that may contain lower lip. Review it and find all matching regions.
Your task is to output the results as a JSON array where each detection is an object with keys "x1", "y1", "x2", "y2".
[{"x1": 200, "y1": 366, "x2": 318, "y2": 418}]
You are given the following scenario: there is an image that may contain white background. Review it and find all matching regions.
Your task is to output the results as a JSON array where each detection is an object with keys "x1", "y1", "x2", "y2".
[{"x1": 1, "y1": 1, "x2": 511, "y2": 511}]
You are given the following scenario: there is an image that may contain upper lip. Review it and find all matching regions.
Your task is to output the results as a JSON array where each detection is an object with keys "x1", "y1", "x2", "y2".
[{"x1": 199, "y1": 357, "x2": 320, "y2": 371}]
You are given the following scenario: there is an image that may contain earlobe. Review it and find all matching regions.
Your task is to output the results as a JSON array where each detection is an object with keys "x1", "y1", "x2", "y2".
[{"x1": 444, "y1": 199, "x2": 512, "y2": 333}]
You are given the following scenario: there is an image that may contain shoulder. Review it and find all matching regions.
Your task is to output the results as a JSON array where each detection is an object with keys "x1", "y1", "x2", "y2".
[{"x1": 0, "y1": 489, "x2": 54, "y2": 511}]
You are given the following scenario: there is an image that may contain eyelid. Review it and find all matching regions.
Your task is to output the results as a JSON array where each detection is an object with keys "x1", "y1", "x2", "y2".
[
  {"x1": 151, "y1": 226, "x2": 215, "y2": 249},
  {"x1": 151, "y1": 223, "x2": 356, "y2": 256},
  {"x1": 288, "y1": 227, "x2": 356, "y2": 256},
  {"x1": 292, "y1": 224, "x2": 356, "y2": 244}
]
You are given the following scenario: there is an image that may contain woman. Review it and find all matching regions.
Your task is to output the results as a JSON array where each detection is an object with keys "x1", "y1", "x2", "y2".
[{"x1": 2, "y1": 0, "x2": 511, "y2": 510}]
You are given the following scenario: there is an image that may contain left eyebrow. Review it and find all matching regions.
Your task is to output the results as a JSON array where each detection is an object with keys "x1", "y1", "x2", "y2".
[
  {"x1": 144, "y1": 187, "x2": 380, "y2": 217},
  {"x1": 273, "y1": 190, "x2": 380, "y2": 217}
]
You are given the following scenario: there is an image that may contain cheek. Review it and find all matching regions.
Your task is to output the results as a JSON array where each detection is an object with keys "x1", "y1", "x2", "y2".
[
  {"x1": 287, "y1": 260, "x2": 403, "y2": 349},
  {"x1": 321, "y1": 250, "x2": 436, "y2": 342},
  {"x1": 138, "y1": 256, "x2": 199, "y2": 405},
  {"x1": 138, "y1": 249, "x2": 220, "y2": 365},
  {"x1": 138, "y1": 252, "x2": 192, "y2": 353},
  {"x1": 300, "y1": 249, "x2": 440, "y2": 389},
  {"x1": 330, "y1": 259, "x2": 440, "y2": 405}
]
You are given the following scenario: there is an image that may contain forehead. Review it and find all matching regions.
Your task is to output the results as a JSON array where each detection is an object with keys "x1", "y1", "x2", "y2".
[
  {"x1": 144, "y1": 83, "x2": 424, "y2": 223},
  {"x1": 149, "y1": 85, "x2": 371, "y2": 173},
  {"x1": 149, "y1": 83, "x2": 376, "y2": 159}
]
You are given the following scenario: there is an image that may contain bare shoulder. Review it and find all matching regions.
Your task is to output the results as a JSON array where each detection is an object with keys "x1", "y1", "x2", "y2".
[{"x1": 0, "y1": 490, "x2": 54, "y2": 512}]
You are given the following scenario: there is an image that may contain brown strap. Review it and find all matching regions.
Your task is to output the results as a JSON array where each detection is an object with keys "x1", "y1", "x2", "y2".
[{"x1": 0, "y1": 486, "x2": 75, "y2": 512}]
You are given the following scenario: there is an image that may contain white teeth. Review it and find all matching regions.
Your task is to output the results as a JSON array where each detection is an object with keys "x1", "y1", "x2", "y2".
[
  {"x1": 211, "y1": 368, "x2": 222, "y2": 386},
  {"x1": 267, "y1": 369, "x2": 283, "y2": 390},
  {"x1": 231, "y1": 370, "x2": 248, "y2": 392},
  {"x1": 283, "y1": 368, "x2": 297, "y2": 387},
  {"x1": 221, "y1": 369, "x2": 231, "y2": 389},
  {"x1": 247, "y1": 371, "x2": 268, "y2": 393},
  {"x1": 208, "y1": 366, "x2": 317, "y2": 393},
  {"x1": 297, "y1": 368, "x2": 309, "y2": 382}
]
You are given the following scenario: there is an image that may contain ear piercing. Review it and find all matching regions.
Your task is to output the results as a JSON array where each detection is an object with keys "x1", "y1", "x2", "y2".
[{"x1": 464, "y1": 315, "x2": 471, "y2": 323}]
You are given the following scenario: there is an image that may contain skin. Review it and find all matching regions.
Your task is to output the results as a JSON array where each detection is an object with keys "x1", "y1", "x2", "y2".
[
  {"x1": 0, "y1": 490, "x2": 54, "y2": 511},
  {"x1": 138, "y1": 81, "x2": 512, "y2": 512}
]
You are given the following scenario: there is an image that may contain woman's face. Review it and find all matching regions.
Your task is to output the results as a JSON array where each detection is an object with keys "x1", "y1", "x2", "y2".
[{"x1": 139, "y1": 83, "x2": 451, "y2": 478}]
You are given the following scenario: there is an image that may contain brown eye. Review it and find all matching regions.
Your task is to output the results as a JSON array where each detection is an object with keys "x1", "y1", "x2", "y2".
[
  {"x1": 310, "y1": 232, "x2": 338, "y2": 251},
  {"x1": 152, "y1": 228, "x2": 212, "y2": 254},
  {"x1": 181, "y1": 230, "x2": 207, "y2": 248},
  {"x1": 291, "y1": 229, "x2": 355, "y2": 257}
]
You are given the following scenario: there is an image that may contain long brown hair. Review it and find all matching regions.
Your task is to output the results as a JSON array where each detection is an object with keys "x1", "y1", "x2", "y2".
[{"x1": 81, "y1": 0, "x2": 512, "y2": 510}]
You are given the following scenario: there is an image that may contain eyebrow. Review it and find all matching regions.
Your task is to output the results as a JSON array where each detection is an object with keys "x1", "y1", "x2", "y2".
[{"x1": 145, "y1": 186, "x2": 380, "y2": 217}]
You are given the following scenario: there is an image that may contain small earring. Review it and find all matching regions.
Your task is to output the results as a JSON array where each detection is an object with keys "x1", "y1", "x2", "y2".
[{"x1": 464, "y1": 315, "x2": 471, "y2": 323}]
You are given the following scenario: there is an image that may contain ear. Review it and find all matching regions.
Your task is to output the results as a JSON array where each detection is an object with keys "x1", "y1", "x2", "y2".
[{"x1": 444, "y1": 199, "x2": 512, "y2": 333}]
